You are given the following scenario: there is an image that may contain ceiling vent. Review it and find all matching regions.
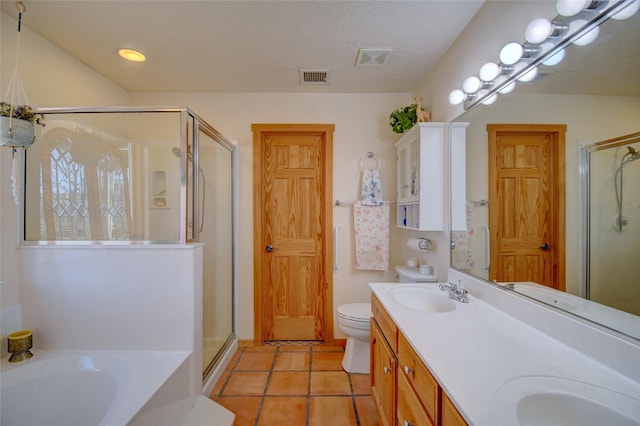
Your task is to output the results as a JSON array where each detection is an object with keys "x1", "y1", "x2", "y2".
[
  {"x1": 299, "y1": 69, "x2": 330, "y2": 85},
  {"x1": 356, "y1": 48, "x2": 393, "y2": 66}
]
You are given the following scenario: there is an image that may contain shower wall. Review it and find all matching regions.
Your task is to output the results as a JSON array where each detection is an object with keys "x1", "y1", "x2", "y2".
[{"x1": 588, "y1": 142, "x2": 640, "y2": 316}]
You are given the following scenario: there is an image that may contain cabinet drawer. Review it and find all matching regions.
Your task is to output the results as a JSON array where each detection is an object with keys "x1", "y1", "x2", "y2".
[
  {"x1": 397, "y1": 370, "x2": 435, "y2": 426},
  {"x1": 372, "y1": 294, "x2": 397, "y2": 352},
  {"x1": 397, "y1": 332, "x2": 439, "y2": 423},
  {"x1": 442, "y1": 393, "x2": 468, "y2": 426}
]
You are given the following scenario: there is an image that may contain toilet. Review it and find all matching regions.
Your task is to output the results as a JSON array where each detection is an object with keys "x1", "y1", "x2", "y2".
[{"x1": 336, "y1": 265, "x2": 437, "y2": 374}]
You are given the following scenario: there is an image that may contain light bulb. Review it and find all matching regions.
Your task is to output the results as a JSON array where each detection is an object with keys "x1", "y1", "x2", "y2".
[
  {"x1": 611, "y1": 0, "x2": 640, "y2": 20},
  {"x1": 482, "y1": 93, "x2": 498, "y2": 105},
  {"x1": 498, "y1": 81, "x2": 516, "y2": 94},
  {"x1": 449, "y1": 90, "x2": 465, "y2": 105},
  {"x1": 525, "y1": 18, "x2": 554, "y2": 44},
  {"x1": 540, "y1": 42, "x2": 566, "y2": 66},
  {"x1": 518, "y1": 66, "x2": 539, "y2": 82},
  {"x1": 463, "y1": 76, "x2": 481, "y2": 94},
  {"x1": 556, "y1": 0, "x2": 590, "y2": 16},
  {"x1": 500, "y1": 42, "x2": 524, "y2": 65},
  {"x1": 569, "y1": 19, "x2": 600, "y2": 46},
  {"x1": 479, "y1": 62, "x2": 500, "y2": 81}
]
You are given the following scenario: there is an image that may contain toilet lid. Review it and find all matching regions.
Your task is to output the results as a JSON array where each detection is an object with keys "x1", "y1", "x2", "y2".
[{"x1": 337, "y1": 303, "x2": 372, "y2": 321}]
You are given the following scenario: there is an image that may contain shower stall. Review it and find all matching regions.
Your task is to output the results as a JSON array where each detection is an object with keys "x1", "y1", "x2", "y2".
[
  {"x1": 21, "y1": 107, "x2": 236, "y2": 383},
  {"x1": 581, "y1": 132, "x2": 640, "y2": 317}
]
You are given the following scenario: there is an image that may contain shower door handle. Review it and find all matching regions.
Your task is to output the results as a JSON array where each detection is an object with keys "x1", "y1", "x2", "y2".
[{"x1": 539, "y1": 243, "x2": 551, "y2": 251}]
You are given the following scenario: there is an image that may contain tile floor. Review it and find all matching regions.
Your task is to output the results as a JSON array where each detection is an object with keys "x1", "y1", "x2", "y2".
[{"x1": 209, "y1": 345, "x2": 381, "y2": 426}]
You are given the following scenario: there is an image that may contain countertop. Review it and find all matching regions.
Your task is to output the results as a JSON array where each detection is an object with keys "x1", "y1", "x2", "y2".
[{"x1": 370, "y1": 282, "x2": 640, "y2": 425}]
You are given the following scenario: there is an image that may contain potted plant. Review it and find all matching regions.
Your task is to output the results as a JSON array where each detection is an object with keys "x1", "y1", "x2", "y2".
[
  {"x1": 1, "y1": 101, "x2": 45, "y2": 149},
  {"x1": 389, "y1": 97, "x2": 431, "y2": 134}
]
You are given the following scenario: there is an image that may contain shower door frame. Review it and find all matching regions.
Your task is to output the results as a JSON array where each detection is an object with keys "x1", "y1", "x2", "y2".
[{"x1": 580, "y1": 131, "x2": 640, "y2": 299}]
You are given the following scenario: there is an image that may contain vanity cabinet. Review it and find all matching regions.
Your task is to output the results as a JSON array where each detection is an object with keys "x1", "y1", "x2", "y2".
[
  {"x1": 397, "y1": 332, "x2": 439, "y2": 425},
  {"x1": 395, "y1": 123, "x2": 445, "y2": 230},
  {"x1": 371, "y1": 294, "x2": 468, "y2": 426},
  {"x1": 371, "y1": 295, "x2": 398, "y2": 426}
]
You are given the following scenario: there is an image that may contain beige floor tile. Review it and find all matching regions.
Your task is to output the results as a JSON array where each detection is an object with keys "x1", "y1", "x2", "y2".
[
  {"x1": 355, "y1": 395, "x2": 381, "y2": 426},
  {"x1": 216, "y1": 396, "x2": 262, "y2": 426},
  {"x1": 223, "y1": 371, "x2": 269, "y2": 395},
  {"x1": 236, "y1": 351, "x2": 276, "y2": 371},
  {"x1": 257, "y1": 396, "x2": 308, "y2": 426},
  {"x1": 225, "y1": 351, "x2": 242, "y2": 371},
  {"x1": 312, "y1": 351, "x2": 345, "y2": 371},
  {"x1": 210, "y1": 371, "x2": 230, "y2": 397},
  {"x1": 244, "y1": 345, "x2": 279, "y2": 352},
  {"x1": 350, "y1": 374, "x2": 371, "y2": 395},
  {"x1": 310, "y1": 371, "x2": 352, "y2": 395},
  {"x1": 280, "y1": 345, "x2": 313, "y2": 352},
  {"x1": 266, "y1": 371, "x2": 310, "y2": 396},
  {"x1": 312, "y1": 345, "x2": 345, "y2": 352},
  {"x1": 309, "y1": 396, "x2": 356, "y2": 425},
  {"x1": 274, "y1": 351, "x2": 310, "y2": 371}
]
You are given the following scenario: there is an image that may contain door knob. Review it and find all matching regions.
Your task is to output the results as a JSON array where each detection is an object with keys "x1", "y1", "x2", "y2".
[
  {"x1": 539, "y1": 243, "x2": 551, "y2": 251},
  {"x1": 266, "y1": 244, "x2": 274, "y2": 252}
]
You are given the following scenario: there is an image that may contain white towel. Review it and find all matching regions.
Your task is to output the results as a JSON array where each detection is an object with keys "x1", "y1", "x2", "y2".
[
  {"x1": 360, "y1": 169, "x2": 383, "y2": 206},
  {"x1": 354, "y1": 200, "x2": 389, "y2": 271}
]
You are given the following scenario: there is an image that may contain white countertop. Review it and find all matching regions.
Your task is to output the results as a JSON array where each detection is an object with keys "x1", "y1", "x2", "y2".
[{"x1": 370, "y1": 282, "x2": 640, "y2": 425}]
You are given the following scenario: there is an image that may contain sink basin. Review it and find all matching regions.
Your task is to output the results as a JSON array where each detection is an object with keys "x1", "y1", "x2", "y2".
[
  {"x1": 387, "y1": 285, "x2": 456, "y2": 313},
  {"x1": 494, "y1": 376, "x2": 640, "y2": 425}
]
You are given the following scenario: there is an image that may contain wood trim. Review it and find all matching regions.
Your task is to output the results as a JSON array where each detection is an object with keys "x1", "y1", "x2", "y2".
[
  {"x1": 487, "y1": 124, "x2": 566, "y2": 290},
  {"x1": 251, "y1": 124, "x2": 335, "y2": 346}
]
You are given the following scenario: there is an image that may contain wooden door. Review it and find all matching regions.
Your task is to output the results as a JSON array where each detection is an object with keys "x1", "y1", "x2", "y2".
[
  {"x1": 252, "y1": 124, "x2": 334, "y2": 344},
  {"x1": 488, "y1": 124, "x2": 566, "y2": 290}
]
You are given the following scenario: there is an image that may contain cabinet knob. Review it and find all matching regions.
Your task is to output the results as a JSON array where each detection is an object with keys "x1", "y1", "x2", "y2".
[
  {"x1": 404, "y1": 365, "x2": 414, "y2": 376},
  {"x1": 383, "y1": 366, "x2": 389, "y2": 374},
  {"x1": 403, "y1": 420, "x2": 414, "y2": 426}
]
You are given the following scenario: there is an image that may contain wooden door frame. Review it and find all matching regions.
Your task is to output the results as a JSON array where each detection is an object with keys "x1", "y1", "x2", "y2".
[
  {"x1": 487, "y1": 124, "x2": 566, "y2": 290},
  {"x1": 252, "y1": 123, "x2": 334, "y2": 346}
]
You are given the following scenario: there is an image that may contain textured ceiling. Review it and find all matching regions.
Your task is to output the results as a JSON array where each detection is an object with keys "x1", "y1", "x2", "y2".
[{"x1": 0, "y1": 0, "x2": 485, "y2": 93}]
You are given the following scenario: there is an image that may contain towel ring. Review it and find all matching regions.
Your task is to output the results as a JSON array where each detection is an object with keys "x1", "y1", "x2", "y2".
[{"x1": 359, "y1": 151, "x2": 380, "y2": 171}]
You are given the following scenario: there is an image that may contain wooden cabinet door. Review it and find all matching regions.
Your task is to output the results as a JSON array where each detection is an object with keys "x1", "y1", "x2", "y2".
[
  {"x1": 397, "y1": 371, "x2": 434, "y2": 426},
  {"x1": 441, "y1": 393, "x2": 467, "y2": 426},
  {"x1": 371, "y1": 319, "x2": 397, "y2": 426}
]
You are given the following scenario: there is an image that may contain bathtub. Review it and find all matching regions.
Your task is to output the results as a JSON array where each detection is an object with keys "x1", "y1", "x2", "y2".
[{"x1": 1, "y1": 350, "x2": 193, "y2": 426}]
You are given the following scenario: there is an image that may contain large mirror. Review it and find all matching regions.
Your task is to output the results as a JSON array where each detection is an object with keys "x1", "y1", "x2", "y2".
[{"x1": 451, "y1": 4, "x2": 640, "y2": 341}]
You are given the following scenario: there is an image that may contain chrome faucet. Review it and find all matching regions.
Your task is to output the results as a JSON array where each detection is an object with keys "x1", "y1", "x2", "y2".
[{"x1": 439, "y1": 279, "x2": 469, "y2": 303}]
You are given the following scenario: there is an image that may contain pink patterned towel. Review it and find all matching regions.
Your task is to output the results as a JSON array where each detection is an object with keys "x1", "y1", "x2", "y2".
[{"x1": 354, "y1": 200, "x2": 389, "y2": 271}]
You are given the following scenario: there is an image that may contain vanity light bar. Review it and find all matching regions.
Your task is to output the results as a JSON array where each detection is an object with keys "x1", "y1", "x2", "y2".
[{"x1": 449, "y1": 0, "x2": 639, "y2": 111}]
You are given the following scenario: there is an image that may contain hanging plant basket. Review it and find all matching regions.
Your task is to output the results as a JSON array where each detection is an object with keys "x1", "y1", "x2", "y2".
[{"x1": 1, "y1": 116, "x2": 36, "y2": 149}]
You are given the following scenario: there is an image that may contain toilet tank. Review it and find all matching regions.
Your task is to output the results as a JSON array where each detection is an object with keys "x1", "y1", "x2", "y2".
[{"x1": 396, "y1": 265, "x2": 437, "y2": 283}]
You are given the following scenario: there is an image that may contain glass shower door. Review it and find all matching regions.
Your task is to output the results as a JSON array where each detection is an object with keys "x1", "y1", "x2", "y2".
[{"x1": 197, "y1": 124, "x2": 235, "y2": 379}]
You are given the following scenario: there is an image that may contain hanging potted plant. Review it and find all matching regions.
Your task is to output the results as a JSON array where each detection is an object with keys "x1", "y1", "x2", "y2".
[{"x1": 0, "y1": 101, "x2": 45, "y2": 149}]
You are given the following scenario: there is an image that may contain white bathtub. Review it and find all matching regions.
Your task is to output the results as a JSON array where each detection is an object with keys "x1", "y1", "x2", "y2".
[{"x1": 1, "y1": 350, "x2": 192, "y2": 426}]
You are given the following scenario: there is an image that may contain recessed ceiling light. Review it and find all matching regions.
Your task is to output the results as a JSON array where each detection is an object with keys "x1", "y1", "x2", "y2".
[{"x1": 118, "y1": 48, "x2": 146, "y2": 62}]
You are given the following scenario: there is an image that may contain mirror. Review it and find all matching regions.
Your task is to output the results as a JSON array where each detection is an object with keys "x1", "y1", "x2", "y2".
[{"x1": 451, "y1": 6, "x2": 640, "y2": 341}]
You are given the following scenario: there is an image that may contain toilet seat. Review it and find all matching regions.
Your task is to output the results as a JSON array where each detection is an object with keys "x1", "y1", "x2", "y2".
[{"x1": 337, "y1": 303, "x2": 371, "y2": 322}]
